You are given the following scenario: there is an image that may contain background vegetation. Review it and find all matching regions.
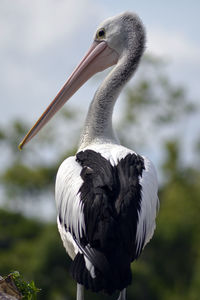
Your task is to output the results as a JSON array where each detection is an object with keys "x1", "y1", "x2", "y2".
[{"x1": 0, "y1": 56, "x2": 199, "y2": 300}]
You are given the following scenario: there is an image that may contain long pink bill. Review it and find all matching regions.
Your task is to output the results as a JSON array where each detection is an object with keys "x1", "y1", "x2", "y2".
[{"x1": 18, "y1": 41, "x2": 118, "y2": 150}]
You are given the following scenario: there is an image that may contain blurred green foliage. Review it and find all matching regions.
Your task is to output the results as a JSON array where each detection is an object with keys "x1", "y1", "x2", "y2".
[{"x1": 0, "y1": 56, "x2": 199, "y2": 299}]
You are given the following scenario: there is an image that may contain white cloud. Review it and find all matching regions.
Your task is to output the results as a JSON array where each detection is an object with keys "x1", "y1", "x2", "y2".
[
  {"x1": 147, "y1": 27, "x2": 200, "y2": 64},
  {"x1": 0, "y1": 1, "x2": 199, "y2": 125},
  {"x1": 0, "y1": 0, "x2": 103, "y2": 123},
  {"x1": 0, "y1": 0, "x2": 101, "y2": 54}
]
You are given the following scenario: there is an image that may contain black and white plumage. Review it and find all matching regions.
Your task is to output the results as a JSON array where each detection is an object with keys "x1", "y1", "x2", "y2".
[
  {"x1": 56, "y1": 144, "x2": 158, "y2": 295},
  {"x1": 19, "y1": 11, "x2": 159, "y2": 300}
]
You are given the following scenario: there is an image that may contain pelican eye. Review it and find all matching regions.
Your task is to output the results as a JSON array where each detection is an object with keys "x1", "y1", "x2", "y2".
[{"x1": 96, "y1": 28, "x2": 106, "y2": 39}]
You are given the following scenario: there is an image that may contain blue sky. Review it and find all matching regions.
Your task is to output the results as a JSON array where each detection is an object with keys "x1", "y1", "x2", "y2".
[{"x1": 1, "y1": 0, "x2": 199, "y2": 124}]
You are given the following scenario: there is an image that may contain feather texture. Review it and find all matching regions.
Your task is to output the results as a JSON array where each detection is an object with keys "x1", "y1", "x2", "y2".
[{"x1": 55, "y1": 143, "x2": 159, "y2": 294}]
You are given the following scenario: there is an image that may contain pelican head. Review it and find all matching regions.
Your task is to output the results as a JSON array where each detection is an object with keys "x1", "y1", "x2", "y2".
[
  {"x1": 95, "y1": 12, "x2": 145, "y2": 58},
  {"x1": 19, "y1": 12, "x2": 145, "y2": 150}
]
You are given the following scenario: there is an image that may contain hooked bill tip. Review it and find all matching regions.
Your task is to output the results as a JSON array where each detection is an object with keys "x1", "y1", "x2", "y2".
[{"x1": 18, "y1": 141, "x2": 24, "y2": 151}]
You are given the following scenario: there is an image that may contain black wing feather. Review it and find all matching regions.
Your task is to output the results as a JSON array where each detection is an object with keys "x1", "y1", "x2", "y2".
[{"x1": 72, "y1": 149, "x2": 145, "y2": 293}]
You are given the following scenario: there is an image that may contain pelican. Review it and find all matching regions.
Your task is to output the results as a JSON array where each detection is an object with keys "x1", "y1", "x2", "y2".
[{"x1": 19, "y1": 12, "x2": 159, "y2": 300}]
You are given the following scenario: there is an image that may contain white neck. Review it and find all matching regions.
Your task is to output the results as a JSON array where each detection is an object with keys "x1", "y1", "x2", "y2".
[{"x1": 78, "y1": 42, "x2": 144, "y2": 151}]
